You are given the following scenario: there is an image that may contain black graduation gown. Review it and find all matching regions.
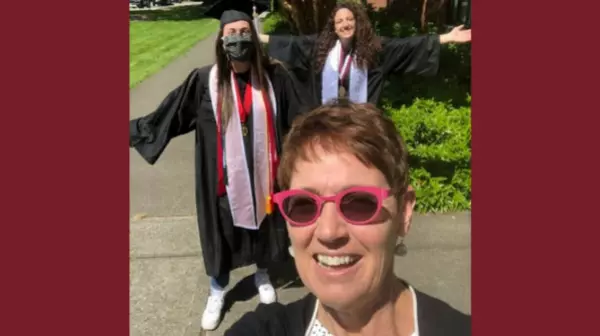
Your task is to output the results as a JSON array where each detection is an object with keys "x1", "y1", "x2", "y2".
[
  {"x1": 224, "y1": 288, "x2": 471, "y2": 336},
  {"x1": 129, "y1": 63, "x2": 308, "y2": 278},
  {"x1": 267, "y1": 34, "x2": 441, "y2": 107}
]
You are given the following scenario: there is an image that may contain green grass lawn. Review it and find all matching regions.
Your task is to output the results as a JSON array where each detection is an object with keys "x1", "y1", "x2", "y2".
[{"x1": 129, "y1": 6, "x2": 218, "y2": 88}]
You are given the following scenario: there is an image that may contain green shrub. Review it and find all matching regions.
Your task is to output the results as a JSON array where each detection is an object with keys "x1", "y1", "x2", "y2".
[
  {"x1": 261, "y1": 12, "x2": 291, "y2": 35},
  {"x1": 384, "y1": 97, "x2": 471, "y2": 213},
  {"x1": 262, "y1": 11, "x2": 472, "y2": 213}
]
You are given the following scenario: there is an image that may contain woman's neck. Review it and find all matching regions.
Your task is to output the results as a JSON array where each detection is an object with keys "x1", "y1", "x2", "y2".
[
  {"x1": 340, "y1": 37, "x2": 353, "y2": 52},
  {"x1": 230, "y1": 60, "x2": 251, "y2": 74},
  {"x1": 318, "y1": 277, "x2": 414, "y2": 336}
]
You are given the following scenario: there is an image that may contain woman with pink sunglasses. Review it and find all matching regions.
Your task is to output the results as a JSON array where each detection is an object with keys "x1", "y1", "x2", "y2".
[{"x1": 224, "y1": 100, "x2": 470, "y2": 335}]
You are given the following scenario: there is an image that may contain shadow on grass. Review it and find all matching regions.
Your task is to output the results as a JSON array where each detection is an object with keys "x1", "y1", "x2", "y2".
[
  {"x1": 130, "y1": 3, "x2": 212, "y2": 21},
  {"x1": 409, "y1": 155, "x2": 470, "y2": 181}
]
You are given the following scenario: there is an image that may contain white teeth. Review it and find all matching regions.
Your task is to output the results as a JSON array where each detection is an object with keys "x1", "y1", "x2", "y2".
[{"x1": 316, "y1": 254, "x2": 357, "y2": 267}]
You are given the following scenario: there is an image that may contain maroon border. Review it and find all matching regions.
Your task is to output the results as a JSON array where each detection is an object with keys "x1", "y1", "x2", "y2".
[
  {"x1": 473, "y1": 0, "x2": 600, "y2": 334},
  {"x1": 1, "y1": 0, "x2": 129, "y2": 334},
  {"x1": 3, "y1": 0, "x2": 600, "y2": 335}
]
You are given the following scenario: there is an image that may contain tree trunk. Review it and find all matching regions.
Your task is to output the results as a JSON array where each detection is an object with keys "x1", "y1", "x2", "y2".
[
  {"x1": 277, "y1": 0, "x2": 338, "y2": 34},
  {"x1": 420, "y1": 0, "x2": 429, "y2": 32},
  {"x1": 420, "y1": 0, "x2": 449, "y2": 32}
]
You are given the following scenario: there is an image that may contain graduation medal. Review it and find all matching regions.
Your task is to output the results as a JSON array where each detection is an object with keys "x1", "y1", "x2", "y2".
[
  {"x1": 233, "y1": 72, "x2": 253, "y2": 139},
  {"x1": 338, "y1": 50, "x2": 352, "y2": 99}
]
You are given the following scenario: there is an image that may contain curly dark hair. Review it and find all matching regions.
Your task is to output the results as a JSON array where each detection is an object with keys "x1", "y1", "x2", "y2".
[{"x1": 314, "y1": 1, "x2": 382, "y2": 72}]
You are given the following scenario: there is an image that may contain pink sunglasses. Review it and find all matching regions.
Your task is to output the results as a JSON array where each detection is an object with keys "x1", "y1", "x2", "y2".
[{"x1": 272, "y1": 186, "x2": 391, "y2": 226}]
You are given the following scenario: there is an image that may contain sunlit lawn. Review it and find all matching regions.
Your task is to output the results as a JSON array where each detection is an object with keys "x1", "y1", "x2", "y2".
[{"x1": 129, "y1": 6, "x2": 218, "y2": 88}]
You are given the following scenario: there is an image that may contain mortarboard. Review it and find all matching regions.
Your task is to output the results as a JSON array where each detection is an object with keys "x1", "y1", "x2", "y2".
[{"x1": 205, "y1": 0, "x2": 271, "y2": 28}]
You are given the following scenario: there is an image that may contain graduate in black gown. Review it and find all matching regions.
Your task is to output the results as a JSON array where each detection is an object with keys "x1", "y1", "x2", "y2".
[
  {"x1": 259, "y1": 0, "x2": 471, "y2": 107},
  {"x1": 129, "y1": 2, "x2": 309, "y2": 331}
]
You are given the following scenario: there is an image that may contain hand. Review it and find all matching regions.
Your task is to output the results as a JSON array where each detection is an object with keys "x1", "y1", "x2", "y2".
[
  {"x1": 259, "y1": 34, "x2": 270, "y2": 44},
  {"x1": 440, "y1": 25, "x2": 471, "y2": 44}
]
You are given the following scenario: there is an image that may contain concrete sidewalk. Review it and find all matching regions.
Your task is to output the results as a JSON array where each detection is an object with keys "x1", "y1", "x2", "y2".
[
  {"x1": 130, "y1": 212, "x2": 471, "y2": 336},
  {"x1": 130, "y1": 31, "x2": 219, "y2": 218}
]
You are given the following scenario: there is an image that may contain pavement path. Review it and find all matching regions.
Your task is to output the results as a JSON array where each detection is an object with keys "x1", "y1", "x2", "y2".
[
  {"x1": 129, "y1": 32, "x2": 471, "y2": 336},
  {"x1": 130, "y1": 29, "x2": 217, "y2": 217}
]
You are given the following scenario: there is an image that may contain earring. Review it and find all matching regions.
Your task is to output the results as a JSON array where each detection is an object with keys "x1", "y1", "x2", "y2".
[{"x1": 395, "y1": 238, "x2": 408, "y2": 257}]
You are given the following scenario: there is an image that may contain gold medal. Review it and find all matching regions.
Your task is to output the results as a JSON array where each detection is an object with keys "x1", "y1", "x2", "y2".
[
  {"x1": 242, "y1": 124, "x2": 248, "y2": 137},
  {"x1": 339, "y1": 86, "x2": 347, "y2": 98}
]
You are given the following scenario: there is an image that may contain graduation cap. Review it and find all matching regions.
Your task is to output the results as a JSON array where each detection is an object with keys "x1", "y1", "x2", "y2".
[{"x1": 205, "y1": 0, "x2": 271, "y2": 28}]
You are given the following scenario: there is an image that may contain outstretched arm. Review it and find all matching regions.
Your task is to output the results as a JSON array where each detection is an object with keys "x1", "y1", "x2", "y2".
[
  {"x1": 438, "y1": 25, "x2": 472, "y2": 44},
  {"x1": 381, "y1": 26, "x2": 471, "y2": 77},
  {"x1": 264, "y1": 34, "x2": 318, "y2": 72},
  {"x1": 380, "y1": 34, "x2": 441, "y2": 77},
  {"x1": 259, "y1": 33, "x2": 270, "y2": 44},
  {"x1": 130, "y1": 68, "x2": 204, "y2": 165}
]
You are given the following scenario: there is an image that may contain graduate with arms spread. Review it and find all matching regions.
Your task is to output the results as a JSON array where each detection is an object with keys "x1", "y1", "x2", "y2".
[
  {"x1": 129, "y1": 0, "x2": 309, "y2": 331},
  {"x1": 259, "y1": 0, "x2": 471, "y2": 107}
]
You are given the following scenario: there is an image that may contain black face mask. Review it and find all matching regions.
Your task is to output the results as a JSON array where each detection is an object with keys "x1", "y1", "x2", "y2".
[{"x1": 222, "y1": 33, "x2": 254, "y2": 62}]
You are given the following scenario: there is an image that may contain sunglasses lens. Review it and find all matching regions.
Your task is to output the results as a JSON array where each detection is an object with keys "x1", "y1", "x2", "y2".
[
  {"x1": 283, "y1": 194, "x2": 318, "y2": 225},
  {"x1": 340, "y1": 191, "x2": 379, "y2": 222}
]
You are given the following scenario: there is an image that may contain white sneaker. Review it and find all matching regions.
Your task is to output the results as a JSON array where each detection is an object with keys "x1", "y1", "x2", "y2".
[
  {"x1": 254, "y1": 271, "x2": 277, "y2": 304},
  {"x1": 201, "y1": 294, "x2": 224, "y2": 331}
]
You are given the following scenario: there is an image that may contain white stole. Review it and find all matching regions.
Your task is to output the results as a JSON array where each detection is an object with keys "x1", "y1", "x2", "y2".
[
  {"x1": 321, "y1": 40, "x2": 368, "y2": 104},
  {"x1": 253, "y1": 16, "x2": 262, "y2": 34},
  {"x1": 208, "y1": 65, "x2": 278, "y2": 230}
]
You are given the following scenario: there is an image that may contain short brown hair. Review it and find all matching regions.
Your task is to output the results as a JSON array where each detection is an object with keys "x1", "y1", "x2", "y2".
[{"x1": 277, "y1": 100, "x2": 410, "y2": 201}]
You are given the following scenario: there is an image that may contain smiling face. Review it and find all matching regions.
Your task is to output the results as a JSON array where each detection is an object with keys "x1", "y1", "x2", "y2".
[
  {"x1": 288, "y1": 145, "x2": 410, "y2": 311},
  {"x1": 334, "y1": 8, "x2": 356, "y2": 42}
]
